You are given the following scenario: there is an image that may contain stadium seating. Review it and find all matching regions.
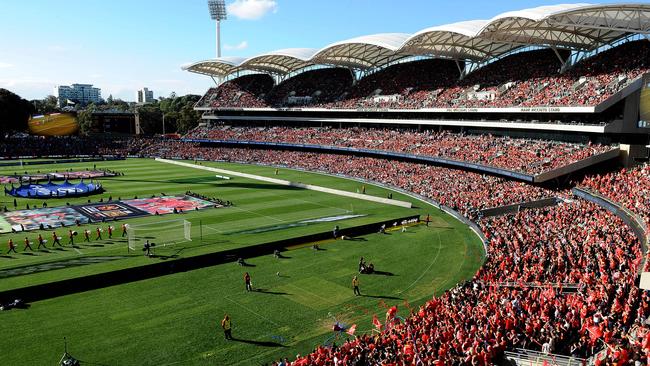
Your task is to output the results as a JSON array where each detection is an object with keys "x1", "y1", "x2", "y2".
[
  {"x1": 197, "y1": 40, "x2": 650, "y2": 110},
  {"x1": 323, "y1": 59, "x2": 459, "y2": 109},
  {"x1": 195, "y1": 74, "x2": 274, "y2": 109},
  {"x1": 266, "y1": 68, "x2": 353, "y2": 107},
  {"x1": 184, "y1": 126, "x2": 613, "y2": 175},
  {"x1": 132, "y1": 141, "x2": 649, "y2": 365},
  {"x1": 580, "y1": 164, "x2": 650, "y2": 234}
]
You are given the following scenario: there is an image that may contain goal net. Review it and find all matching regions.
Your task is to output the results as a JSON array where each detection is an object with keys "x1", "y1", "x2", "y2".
[{"x1": 127, "y1": 219, "x2": 192, "y2": 252}]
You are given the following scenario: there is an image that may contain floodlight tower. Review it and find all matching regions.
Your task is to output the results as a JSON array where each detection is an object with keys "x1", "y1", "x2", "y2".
[{"x1": 208, "y1": 0, "x2": 227, "y2": 58}]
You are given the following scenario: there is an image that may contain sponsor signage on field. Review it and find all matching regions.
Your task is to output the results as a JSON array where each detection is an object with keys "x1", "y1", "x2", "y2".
[
  {"x1": 73, "y1": 202, "x2": 149, "y2": 221},
  {"x1": 0, "y1": 195, "x2": 218, "y2": 233}
]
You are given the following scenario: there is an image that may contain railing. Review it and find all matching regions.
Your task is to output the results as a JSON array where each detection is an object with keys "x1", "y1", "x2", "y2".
[
  {"x1": 505, "y1": 348, "x2": 587, "y2": 366},
  {"x1": 572, "y1": 187, "x2": 649, "y2": 271}
]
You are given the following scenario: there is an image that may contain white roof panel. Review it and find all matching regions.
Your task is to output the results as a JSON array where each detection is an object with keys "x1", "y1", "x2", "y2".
[{"x1": 184, "y1": 3, "x2": 650, "y2": 77}]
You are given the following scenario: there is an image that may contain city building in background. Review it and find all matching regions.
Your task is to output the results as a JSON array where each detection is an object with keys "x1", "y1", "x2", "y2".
[
  {"x1": 136, "y1": 87, "x2": 154, "y2": 104},
  {"x1": 54, "y1": 83, "x2": 102, "y2": 107}
]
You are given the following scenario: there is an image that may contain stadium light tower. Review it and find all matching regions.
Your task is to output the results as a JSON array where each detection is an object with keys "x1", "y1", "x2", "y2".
[{"x1": 208, "y1": 0, "x2": 227, "y2": 58}]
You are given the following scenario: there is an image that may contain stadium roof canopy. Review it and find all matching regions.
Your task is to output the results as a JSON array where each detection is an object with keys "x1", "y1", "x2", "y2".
[
  {"x1": 237, "y1": 48, "x2": 319, "y2": 74},
  {"x1": 184, "y1": 3, "x2": 650, "y2": 78},
  {"x1": 182, "y1": 57, "x2": 247, "y2": 77},
  {"x1": 399, "y1": 20, "x2": 519, "y2": 61},
  {"x1": 312, "y1": 33, "x2": 411, "y2": 69}
]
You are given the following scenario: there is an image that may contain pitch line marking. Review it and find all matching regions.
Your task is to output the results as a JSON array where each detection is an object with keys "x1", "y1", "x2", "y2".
[
  {"x1": 398, "y1": 231, "x2": 442, "y2": 294},
  {"x1": 223, "y1": 296, "x2": 281, "y2": 327},
  {"x1": 228, "y1": 205, "x2": 287, "y2": 223},
  {"x1": 283, "y1": 282, "x2": 338, "y2": 307}
]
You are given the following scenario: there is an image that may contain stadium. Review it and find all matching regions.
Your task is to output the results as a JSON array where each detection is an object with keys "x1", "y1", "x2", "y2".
[{"x1": 2, "y1": 2, "x2": 650, "y2": 366}]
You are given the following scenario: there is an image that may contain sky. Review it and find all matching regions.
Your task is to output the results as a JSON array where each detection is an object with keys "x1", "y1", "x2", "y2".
[{"x1": 0, "y1": 0, "x2": 636, "y2": 102}]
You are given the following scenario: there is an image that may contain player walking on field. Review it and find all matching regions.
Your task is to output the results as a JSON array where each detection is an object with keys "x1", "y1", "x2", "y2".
[
  {"x1": 68, "y1": 230, "x2": 75, "y2": 245},
  {"x1": 221, "y1": 314, "x2": 232, "y2": 340},
  {"x1": 84, "y1": 230, "x2": 91, "y2": 242},
  {"x1": 121, "y1": 223, "x2": 128, "y2": 237},
  {"x1": 107, "y1": 225, "x2": 113, "y2": 239},
  {"x1": 37, "y1": 234, "x2": 46, "y2": 249},
  {"x1": 23, "y1": 237, "x2": 33, "y2": 251},
  {"x1": 244, "y1": 272, "x2": 252, "y2": 292},
  {"x1": 52, "y1": 231, "x2": 62, "y2": 247},
  {"x1": 7, "y1": 238, "x2": 17, "y2": 254},
  {"x1": 352, "y1": 276, "x2": 361, "y2": 296},
  {"x1": 95, "y1": 227, "x2": 102, "y2": 240}
]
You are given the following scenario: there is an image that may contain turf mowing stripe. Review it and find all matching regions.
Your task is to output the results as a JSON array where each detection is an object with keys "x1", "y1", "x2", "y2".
[
  {"x1": 223, "y1": 296, "x2": 281, "y2": 327},
  {"x1": 398, "y1": 231, "x2": 443, "y2": 294}
]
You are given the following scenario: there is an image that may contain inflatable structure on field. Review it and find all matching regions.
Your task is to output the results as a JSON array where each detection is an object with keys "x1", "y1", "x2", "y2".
[{"x1": 5, "y1": 179, "x2": 102, "y2": 198}]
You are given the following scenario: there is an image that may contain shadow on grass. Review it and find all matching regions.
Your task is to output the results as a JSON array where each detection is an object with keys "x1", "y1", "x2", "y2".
[
  {"x1": 231, "y1": 337, "x2": 287, "y2": 347},
  {"x1": 20, "y1": 252, "x2": 36, "y2": 256},
  {"x1": 371, "y1": 270, "x2": 396, "y2": 276},
  {"x1": 347, "y1": 237, "x2": 367, "y2": 242},
  {"x1": 0, "y1": 255, "x2": 17, "y2": 259},
  {"x1": 255, "y1": 288, "x2": 291, "y2": 296},
  {"x1": 362, "y1": 294, "x2": 402, "y2": 300}
]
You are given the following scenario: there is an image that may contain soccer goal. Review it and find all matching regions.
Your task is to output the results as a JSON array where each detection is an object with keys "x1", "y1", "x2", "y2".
[{"x1": 127, "y1": 219, "x2": 192, "y2": 252}]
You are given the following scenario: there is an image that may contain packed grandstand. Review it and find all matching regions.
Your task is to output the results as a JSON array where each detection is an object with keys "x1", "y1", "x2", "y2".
[
  {"x1": 3, "y1": 2, "x2": 650, "y2": 366},
  {"x1": 142, "y1": 4, "x2": 650, "y2": 364}
]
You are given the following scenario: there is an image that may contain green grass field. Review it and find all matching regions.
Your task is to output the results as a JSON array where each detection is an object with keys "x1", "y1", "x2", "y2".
[{"x1": 1, "y1": 158, "x2": 484, "y2": 365}]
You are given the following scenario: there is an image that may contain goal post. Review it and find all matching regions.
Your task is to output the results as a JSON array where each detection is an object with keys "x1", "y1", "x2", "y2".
[{"x1": 127, "y1": 219, "x2": 192, "y2": 253}]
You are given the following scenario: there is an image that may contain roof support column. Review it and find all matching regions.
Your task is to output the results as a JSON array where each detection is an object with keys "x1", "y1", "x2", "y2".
[
  {"x1": 454, "y1": 59, "x2": 466, "y2": 80},
  {"x1": 551, "y1": 46, "x2": 572, "y2": 74}
]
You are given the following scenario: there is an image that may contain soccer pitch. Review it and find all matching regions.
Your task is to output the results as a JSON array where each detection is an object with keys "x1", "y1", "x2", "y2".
[{"x1": 0, "y1": 158, "x2": 484, "y2": 365}]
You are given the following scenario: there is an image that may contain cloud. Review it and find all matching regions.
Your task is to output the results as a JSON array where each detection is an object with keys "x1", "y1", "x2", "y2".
[
  {"x1": 227, "y1": 0, "x2": 277, "y2": 20},
  {"x1": 0, "y1": 62, "x2": 13, "y2": 69},
  {"x1": 223, "y1": 41, "x2": 249, "y2": 51}
]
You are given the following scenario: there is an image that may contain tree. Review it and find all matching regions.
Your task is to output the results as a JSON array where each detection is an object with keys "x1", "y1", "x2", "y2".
[
  {"x1": 0, "y1": 88, "x2": 34, "y2": 136},
  {"x1": 136, "y1": 104, "x2": 163, "y2": 135},
  {"x1": 77, "y1": 103, "x2": 97, "y2": 134},
  {"x1": 31, "y1": 95, "x2": 59, "y2": 115}
]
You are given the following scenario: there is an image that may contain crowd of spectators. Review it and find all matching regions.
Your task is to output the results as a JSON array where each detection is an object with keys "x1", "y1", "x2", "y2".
[
  {"x1": 266, "y1": 68, "x2": 353, "y2": 107},
  {"x1": 581, "y1": 164, "x2": 650, "y2": 236},
  {"x1": 196, "y1": 40, "x2": 650, "y2": 111},
  {"x1": 184, "y1": 126, "x2": 613, "y2": 175},
  {"x1": 0, "y1": 134, "x2": 647, "y2": 364},
  {"x1": 132, "y1": 141, "x2": 649, "y2": 365},
  {"x1": 140, "y1": 141, "x2": 555, "y2": 217},
  {"x1": 0, "y1": 136, "x2": 146, "y2": 158},
  {"x1": 195, "y1": 74, "x2": 274, "y2": 109},
  {"x1": 522, "y1": 41, "x2": 650, "y2": 107},
  {"x1": 323, "y1": 59, "x2": 459, "y2": 109}
]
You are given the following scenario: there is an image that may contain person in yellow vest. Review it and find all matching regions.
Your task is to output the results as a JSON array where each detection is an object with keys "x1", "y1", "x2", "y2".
[
  {"x1": 221, "y1": 314, "x2": 232, "y2": 340},
  {"x1": 352, "y1": 276, "x2": 361, "y2": 296},
  {"x1": 84, "y1": 229, "x2": 91, "y2": 242}
]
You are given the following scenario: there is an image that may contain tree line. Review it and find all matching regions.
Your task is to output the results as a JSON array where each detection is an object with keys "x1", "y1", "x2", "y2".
[{"x1": 0, "y1": 88, "x2": 203, "y2": 137}]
